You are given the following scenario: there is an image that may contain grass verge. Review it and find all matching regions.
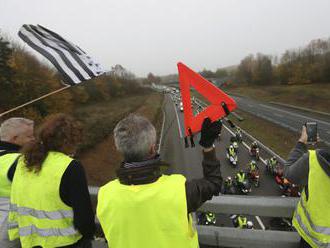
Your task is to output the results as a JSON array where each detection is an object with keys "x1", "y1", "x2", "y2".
[{"x1": 76, "y1": 92, "x2": 164, "y2": 186}]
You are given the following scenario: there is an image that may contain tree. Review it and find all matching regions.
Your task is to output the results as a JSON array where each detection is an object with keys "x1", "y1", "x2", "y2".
[
  {"x1": 147, "y1": 73, "x2": 161, "y2": 84},
  {"x1": 237, "y1": 55, "x2": 254, "y2": 84},
  {"x1": 215, "y1": 68, "x2": 228, "y2": 78},
  {"x1": 199, "y1": 69, "x2": 215, "y2": 78},
  {"x1": 0, "y1": 35, "x2": 14, "y2": 106},
  {"x1": 252, "y1": 54, "x2": 273, "y2": 85}
]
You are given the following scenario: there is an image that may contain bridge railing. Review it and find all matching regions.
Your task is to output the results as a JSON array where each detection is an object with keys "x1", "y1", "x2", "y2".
[{"x1": 89, "y1": 187, "x2": 301, "y2": 248}]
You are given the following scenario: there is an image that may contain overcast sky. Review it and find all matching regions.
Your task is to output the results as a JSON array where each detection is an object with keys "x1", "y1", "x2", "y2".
[{"x1": 1, "y1": 0, "x2": 330, "y2": 77}]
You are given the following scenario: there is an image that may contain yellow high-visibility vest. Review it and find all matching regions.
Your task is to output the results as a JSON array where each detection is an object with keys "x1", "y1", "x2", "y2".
[
  {"x1": 97, "y1": 174, "x2": 199, "y2": 248},
  {"x1": 238, "y1": 216, "x2": 247, "y2": 228},
  {"x1": 0, "y1": 152, "x2": 20, "y2": 197},
  {"x1": 293, "y1": 150, "x2": 330, "y2": 248},
  {"x1": 8, "y1": 151, "x2": 82, "y2": 248}
]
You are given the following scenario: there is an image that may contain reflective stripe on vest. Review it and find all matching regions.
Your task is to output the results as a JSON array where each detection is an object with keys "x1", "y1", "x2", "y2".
[
  {"x1": 9, "y1": 204, "x2": 74, "y2": 219},
  {"x1": 19, "y1": 225, "x2": 78, "y2": 237},
  {"x1": 293, "y1": 150, "x2": 330, "y2": 248},
  {"x1": 97, "y1": 174, "x2": 199, "y2": 248},
  {"x1": 8, "y1": 151, "x2": 82, "y2": 248},
  {"x1": 0, "y1": 153, "x2": 20, "y2": 197},
  {"x1": 294, "y1": 213, "x2": 330, "y2": 248}
]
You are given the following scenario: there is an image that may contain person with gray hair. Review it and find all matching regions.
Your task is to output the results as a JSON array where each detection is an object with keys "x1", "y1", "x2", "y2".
[
  {"x1": 97, "y1": 114, "x2": 223, "y2": 248},
  {"x1": 0, "y1": 117, "x2": 34, "y2": 248}
]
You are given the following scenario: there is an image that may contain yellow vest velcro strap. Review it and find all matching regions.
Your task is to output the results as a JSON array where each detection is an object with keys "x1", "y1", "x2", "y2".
[
  {"x1": 300, "y1": 200, "x2": 330, "y2": 236},
  {"x1": 10, "y1": 204, "x2": 74, "y2": 220},
  {"x1": 295, "y1": 213, "x2": 330, "y2": 248},
  {"x1": 19, "y1": 225, "x2": 79, "y2": 237}
]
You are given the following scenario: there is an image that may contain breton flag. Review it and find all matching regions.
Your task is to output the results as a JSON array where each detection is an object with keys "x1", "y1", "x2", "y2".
[{"x1": 18, "y1": 24, "x2": 104, "y2": 86}]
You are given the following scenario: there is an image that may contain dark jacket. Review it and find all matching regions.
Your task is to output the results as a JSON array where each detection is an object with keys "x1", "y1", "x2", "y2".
[
  {"x1": 0, "y1": 141, "x2": 95, "y2": 247},
  {"x1": 284, "y1": 142, "x2": 330, "y2": 186},
  {"x1": 116, "y1": 148, "x2": 222, "y2": 213}
]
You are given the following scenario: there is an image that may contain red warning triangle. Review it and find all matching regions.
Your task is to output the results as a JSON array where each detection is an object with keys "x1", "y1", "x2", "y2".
[{"x1": 178, "y1": 62, "x2": 237, "y2": 136}]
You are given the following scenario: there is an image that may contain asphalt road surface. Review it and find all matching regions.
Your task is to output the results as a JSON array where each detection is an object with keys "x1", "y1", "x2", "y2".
[
  {"x1": 233, "y1": 96, "x2": 330, "y2": 147},
  {"x1": 160, "y1": 93, "x2": 287, "y2": 231}
]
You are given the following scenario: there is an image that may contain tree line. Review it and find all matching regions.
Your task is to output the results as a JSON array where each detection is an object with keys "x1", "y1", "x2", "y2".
[
  {"x1": 199, "y1": 37, "x2": 330, "y2": 86},
  {"x1": 0, "y1": 33, "x2": 147, "y2": 122}
]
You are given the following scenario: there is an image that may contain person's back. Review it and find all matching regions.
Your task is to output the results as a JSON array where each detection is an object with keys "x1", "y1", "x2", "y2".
[
  {"x1": 285, "y1": 126, "x2": 330, "y2": 248},
  {"x1": 98, "y1": 174, "x2": 198, "y2": 248},
  {"x1": 0, "y1": 117, "x2": 34, "y2": 248},
  {"x1": 97, "y1": 114, "x2": 222, "y2": 248},
  {"x1": 8, "y1": 114, "x2": 95, "y2": 248}
]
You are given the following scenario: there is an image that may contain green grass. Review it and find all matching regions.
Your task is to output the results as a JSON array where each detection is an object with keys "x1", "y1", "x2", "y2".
[
  {"x1": 225, "y1": 84, "x2": 330, "y2": 113},
  {"x1": 74, "y1": 92, "x2": 163, "y2": 153}
]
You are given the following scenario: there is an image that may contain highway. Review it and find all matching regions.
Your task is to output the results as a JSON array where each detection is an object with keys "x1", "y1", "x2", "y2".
[
  {"x1": 160, "y1": 93, "x2": 287, "y2": 232},
  {"x1": 233, "y1": 96, "x2": 330, "y2": 147}
]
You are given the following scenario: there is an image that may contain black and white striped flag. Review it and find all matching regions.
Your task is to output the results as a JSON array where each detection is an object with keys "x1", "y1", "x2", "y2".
[{"x1": 18, "y1": 24, "x2": 104, "y2": 86}]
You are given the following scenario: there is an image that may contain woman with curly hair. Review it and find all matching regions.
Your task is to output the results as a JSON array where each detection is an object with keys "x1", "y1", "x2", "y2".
[{"x1": 8, "y1": 114, "x2": 95, "y2": 248}]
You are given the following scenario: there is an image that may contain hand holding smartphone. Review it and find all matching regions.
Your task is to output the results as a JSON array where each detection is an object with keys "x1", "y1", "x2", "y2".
[{"x1": 305, "y1": 122, "x2": 318, "y2": 144}]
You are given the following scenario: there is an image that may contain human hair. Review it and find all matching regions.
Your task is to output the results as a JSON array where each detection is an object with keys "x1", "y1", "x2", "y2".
[
  {"x1": 22, "y1": 113, "x2": 82, "y2": 172},
  {"x1": 0, "y1": 117, "x2": 34, "y2": 141},
  {"x1": 114, "y1": 114, "x2": 156, "y2": 162}
]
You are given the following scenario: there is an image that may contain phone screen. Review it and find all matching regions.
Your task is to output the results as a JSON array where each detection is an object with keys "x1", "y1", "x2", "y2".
[{"x1": 306, "y1": 122, "x2": 317, "y2": 143}]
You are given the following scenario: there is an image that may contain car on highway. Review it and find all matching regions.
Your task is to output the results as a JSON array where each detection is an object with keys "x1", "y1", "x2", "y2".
[{"x1": 179, "y1": 102, "x2": 183, "y2": 112}]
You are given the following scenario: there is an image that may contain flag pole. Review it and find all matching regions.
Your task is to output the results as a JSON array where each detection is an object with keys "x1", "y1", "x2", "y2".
[{"x1": 0, "y1": 85, "x2": 71, "y2": 118}]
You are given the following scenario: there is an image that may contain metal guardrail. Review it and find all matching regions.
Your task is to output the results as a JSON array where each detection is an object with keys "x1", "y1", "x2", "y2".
[
  {"x1": 199, "y1": 195, "x2": 299, "y2": 218},
  {"x1": 198, "y1": 226, "x2": 300, "y2": 248}
]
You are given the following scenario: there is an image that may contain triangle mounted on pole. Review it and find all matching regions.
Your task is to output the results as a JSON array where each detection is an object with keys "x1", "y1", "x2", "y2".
[{"x1": 178, "y1": 62, "x2": 237, "y2": 137}]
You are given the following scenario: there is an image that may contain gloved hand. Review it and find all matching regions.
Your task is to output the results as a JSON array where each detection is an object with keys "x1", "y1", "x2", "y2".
[{"x1": 199, "y1": 118, "x2": 222, "y2": 148}]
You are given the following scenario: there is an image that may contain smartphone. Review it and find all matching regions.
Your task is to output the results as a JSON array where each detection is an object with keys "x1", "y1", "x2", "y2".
[{"x1": 306, "y1": 122, "x2": 317, "y2": 143}]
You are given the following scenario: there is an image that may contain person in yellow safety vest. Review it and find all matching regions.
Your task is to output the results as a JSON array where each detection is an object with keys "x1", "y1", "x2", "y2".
[
  {"x1": 248, "y1": 160, "x2": 258, "y2": 172},
  {"x1": 284, "y1": 125, "x2": 330, "y2": 248},
  {"x1": 228, "y1": 145, "x2": 236, "y2": 157},
  {"x1": 0, "y1": 118, "x2": 34, "y2": 248},
  {"x1": 237, "y1": 215, "x2": 248, "y2": 229},
  {"x1": 205, "y1": 212, "x2": 216, "y2": 225},
  {"x1": 97, "y1": 115, "x2": 223, "y2": 248},
  {"x1": 8, "y1": 114, "x2": 95, "y2": 248},
  {"x1": 236, "y1": 170, "x2": 246, "y2": 184}
]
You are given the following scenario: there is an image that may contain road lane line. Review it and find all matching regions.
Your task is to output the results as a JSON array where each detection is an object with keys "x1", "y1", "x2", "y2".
[
  {"x1": 172, "y1": 98, "x2": 183, "y2": 138},
  {"x1": 260, "y1": 104, "x2": 330, "y2": 127},
  {"x1": 158, "y1": 102, "x2": 166, "y2": 153},
  {"x1": 255, "y1": 216, "x2": 266, "y2": 230}
]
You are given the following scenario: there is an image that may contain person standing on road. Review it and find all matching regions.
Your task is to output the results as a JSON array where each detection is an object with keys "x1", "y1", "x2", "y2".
[
  {"x1": 0, "y1": 117, "x2": 34, "y2": 248},
  {"x1": 97, "y1": 114, "x2": 222, "y2": 248},
  {"x1": 8, "y1": 114, "x2": 95, "y2": 248},
  {"x1": 285, "y1": 126, "x2": 330, "y2": 248}
]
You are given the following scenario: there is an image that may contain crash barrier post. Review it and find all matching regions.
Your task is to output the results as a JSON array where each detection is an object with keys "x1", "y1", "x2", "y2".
[{"x1": 88, "y1": 187, "x2": 300, "y2": 248}]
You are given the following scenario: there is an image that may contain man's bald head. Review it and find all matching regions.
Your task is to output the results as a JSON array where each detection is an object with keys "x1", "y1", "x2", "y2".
[{"x1": 0, "y1": 118, "x2": 34, "y2": 146}]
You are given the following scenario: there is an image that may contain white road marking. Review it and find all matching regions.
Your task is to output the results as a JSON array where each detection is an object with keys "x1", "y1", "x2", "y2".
[
  {"x1": 260, "y1": 104, "x2": 330, "y2": 127},
  {"x1": 172, "y1": 98, "x2": 183, "y2": 138},
  {"x1": 158, "y1": 108, "x2": 166, "y2": 154},
  {"x1": 255, "y1": 216, "x2": 266, "y2": 230}
]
